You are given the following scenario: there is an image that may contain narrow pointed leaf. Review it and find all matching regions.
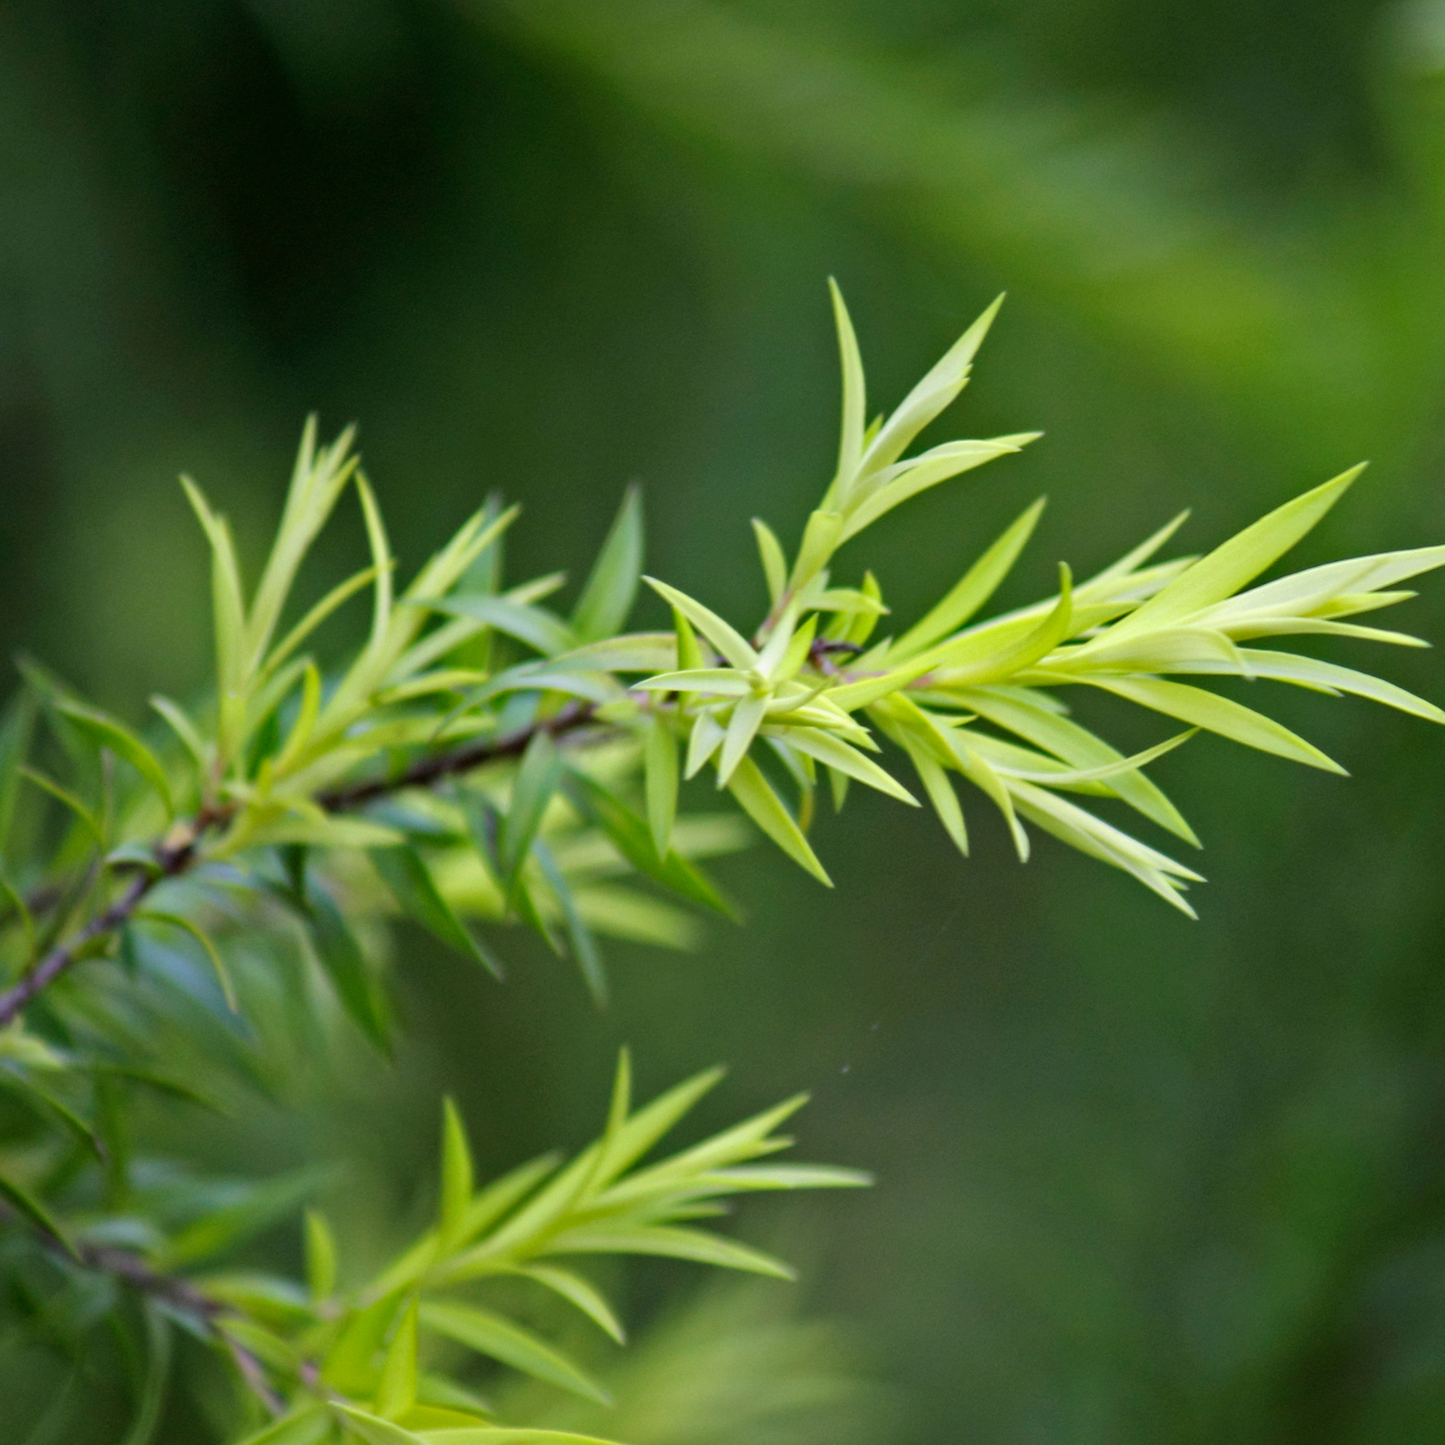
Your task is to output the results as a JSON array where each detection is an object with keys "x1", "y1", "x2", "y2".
[
  {"x1": 533, "y1": 840, "x2": 608, "y2": 1005},
  {"x1": 788, "y1": 509, "x2": 844, "y2": 590},
  {"x1": 825, "y1": 278, "x2": 867, "y2": 504},
  {"x1": 565, "y1": 771, "x2": 731, "y2": 915},
  {"x1": 949, "y1": 740, "x2": 1030, "y2": 861},
  {"x1": 298, "y1": 883, "x2": 395, "y2": 1052},
  {"x1": 150, "y1": 694, "x2": 208, "y2": 774},
  {"x1": 643, "y1": 578, "x2": 757, "y2": 670},
  {"x1": 264, "y1": 566, "x2": 380, "y2": 681},
  {"x1": 1102, "y1": 466, "x2": 1364, "y2": 642},
  {"x1": 336, "y1": 1407, "x2": 426, "y2": 1445},
  {"x1": 824, "y1": 660, "x2": 934, "y2": 712},
  {"x1": 180, "y1": 475, "x2": 247, "y2": 701},
  {"x1": 372, "y1": 845, "x2": 501, "y2": 977},
  {"x1": 634, "y1": 669, "x2": 753, "y2": 697},
  {"x1": 511, "y1": 1264, "x2": 625, "y2": 1343},
  {"x1": 547, "y1": 634, "x2": 677, "y2": 674},
  {"x1": 572, "y1": 486, "x2": 643, "y2": 642},
  {"x1": 839, "y1": 435, "x2": 1037, "y2": 542},
  {"x1": 904, "y1": 744, "x2": 968, "y2": 854},
  {"x1": 859, "y1": 294, "x2": 1005, "y2": 476},
  {"x1": 20, "y1": 766, "x2": 103, "y2": 845},
  {"x1": 1149, "y1": 649, "x2": 1445, "y2": 723},
  {"x1": 1087, "y1": 676, "x2": 1346, "y2": 772},
  {"x1": 430, "y1": 597, "x2": 577, "y2": 657},
  {"x1": 418, "y1": 1302, "x2": 611, "y2": 1404},
  {"x1": 500, "y1": 731, "x2": 563, "y2": 894},
  {"x1": 770, "y1": 727, "x2": 917, "y2": 805},
  {"x1": 54, "y1": 702, "x2": 173, "y2": 817},
  {"x1": 136, "y1": 911, "x2": 237, "y2": 1013},
  {"x1": 987, "y1": 730, "x2": 1196, "y2": 786},
  {"x1": 409, "y1": 1431, "x2": 619, "y2": 1444},
  {"x1": 716, "y1": 693, "x2": 768, "y2": 787},
  {"x1": 961, "y1": 688, "x2": 1199, "y2": 844},
  {"x1": 696, "y1": 1163, "x2": 874, "y2": 1191},
  {"x1": 305, "y1": 1209, "x2": 338, "y2": 1301},
  {"x1": 685, "y1": 708, "x2": 726, "y2": 779},
  {"x1": 0, "y1": 1167, "x2": 77, "y2": 1258},
  {"x1": 1081, "y1": 510, "x2": 1192, "y2": 590},
  {"x1": 725, "y1": 756, "x2": 831, "y2": 885},
  {"x1": 1008, "y1": 780, "x2": 1201, "y2": 916},
  {"x1": 356, "y1": 473, "x2": 396, "y2": 655},
  {"x1": 590, "y1": 1065, "x2": 726, "y2": 1189},
  {"x1": 893, "y1": 498, "x2": 1046, "y2": 658},
  {"x1": 845, "y1": 571, "x2": 885, "y2": 647},
  {"x1": 376, "y1": 1299, "x2": 420, "y2": 1420},
  {"x1": 545, "y1": 1224, "x2": 794, "y2": 1279},
  {"x1": 672, "y1": 606, "x2": 704, "y2": 672},
  {"x1": 929, "y1": 562, "x2": 1074, "y2": 683},
  {"x1": 751, "y1": 519, "x2": 788, "y2": 604},
  {"x1": 234, "y1": 1407, "x2": 332, "y2": 1445},
  {"x1": 440, "y1": 1099, "x2": 474, "y2": 1243}
]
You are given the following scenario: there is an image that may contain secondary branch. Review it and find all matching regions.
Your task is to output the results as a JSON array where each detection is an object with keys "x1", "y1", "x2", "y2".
[{"x1": 0, "y1": 704, "x2": 599, "y2": 1028}]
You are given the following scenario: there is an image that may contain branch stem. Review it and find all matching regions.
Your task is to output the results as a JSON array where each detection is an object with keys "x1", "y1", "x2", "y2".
[{"x1": 0, "y1": 704, "x2": 597, "y2": 1028}]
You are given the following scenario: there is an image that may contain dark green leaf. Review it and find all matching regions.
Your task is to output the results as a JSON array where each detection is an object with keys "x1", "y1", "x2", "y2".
[
  {"x1": 0, "y1": 1166, "x2": 78, "y2": 1258},
  {"x1": 19, "y1": 766, "x2": 103, "y2": 846},
  {"x1": 118, "y1": 1304, "x2": 172, "y2": 1445},
  {"x1": 295, "y1": 884, "x2": 395, "y2": 1052},
  {"x1": 0, "y1": 689, "x2": 37, "y2": 860},
  {"x1": 87, "y1": 1065, "x2": 224, "y2": 1114},
  {"x1": 280, "y1": 842, "x2": 309, "y2": 900},
  {"x1": 0, "y1": 1064, "x2": 104, "y2": 1159},
  {"x1": 0, "y1": 869, "x2": 35, "y2": 960},
  {"x1": 533, "y1": 840, "x2": 606, "y2": 1005},
  {"x1": 136, "y1": 911, "x2": 237, "y2": 1013},
  {"x1": 159, "y1": 1166, "x2": 327, "y2": 1269},
  {"x1": 565, "y1": 770, "x2": 733, "y2": 917},
  {"x1": 371, "y1": 844, "x2": 502, "y2": 980},
  {"x1": 514, "y1": 871, "x2": 565, "y2": 956}
]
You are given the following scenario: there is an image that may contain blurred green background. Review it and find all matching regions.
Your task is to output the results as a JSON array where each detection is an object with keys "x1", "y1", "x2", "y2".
[{"x1": 6, "y1": 0, "x2": 1445, "y2": 1439}]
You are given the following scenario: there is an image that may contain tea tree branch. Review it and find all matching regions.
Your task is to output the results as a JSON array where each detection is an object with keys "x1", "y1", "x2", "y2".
[{"x1": 0, "y1": 286, "x2": 1440, "y2": 1445}]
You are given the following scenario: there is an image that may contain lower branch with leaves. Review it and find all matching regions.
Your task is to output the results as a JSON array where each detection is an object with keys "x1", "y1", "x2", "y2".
[{"x1": 0, "y1": 286, "x2": 1441, "y2": 1442}]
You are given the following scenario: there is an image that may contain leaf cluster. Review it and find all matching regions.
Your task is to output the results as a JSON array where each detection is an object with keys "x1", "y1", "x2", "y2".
[{"x1": 211, "y1": 1053, "x2": 865, "y2": 1444}]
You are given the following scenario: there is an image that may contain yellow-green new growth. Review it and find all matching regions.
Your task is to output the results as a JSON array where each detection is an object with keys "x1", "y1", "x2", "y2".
[
  {"x1": 634, "y1": 288, "x2": 1445, "y2": 911},
  {"x1": 219, "y1": 1055, "x2": 866, "y2": 1445}
]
